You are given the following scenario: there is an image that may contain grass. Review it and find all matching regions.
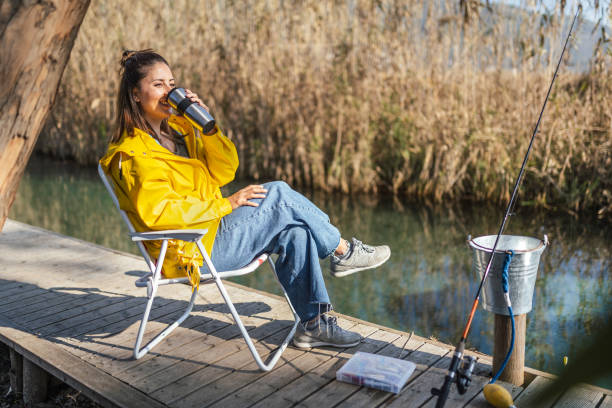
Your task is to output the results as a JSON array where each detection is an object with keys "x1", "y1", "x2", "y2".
[{"x1": 37, "y1": 0, "x2": 612, "y2": 218}]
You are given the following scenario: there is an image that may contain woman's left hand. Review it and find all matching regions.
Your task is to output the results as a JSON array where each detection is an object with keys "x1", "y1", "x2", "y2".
[{"x1": 184, "y1": 89, "x2": 209, "y2": 112}]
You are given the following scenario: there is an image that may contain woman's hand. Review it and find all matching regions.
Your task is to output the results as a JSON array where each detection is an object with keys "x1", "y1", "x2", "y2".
[
  {"x1": 184, "y1": 89, "x2": 216, "y2": 134},
  {"x1": 184, "y1": 89, "x2": 209, "y2": 112},
  {"x1": 228, "y1": 185, "x2": 267, "y2": 209}
]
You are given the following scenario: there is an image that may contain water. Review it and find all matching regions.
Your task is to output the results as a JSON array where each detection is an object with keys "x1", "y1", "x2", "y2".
[{"x1": 8, "y1": 155, "x2": 612, "y2": 387}]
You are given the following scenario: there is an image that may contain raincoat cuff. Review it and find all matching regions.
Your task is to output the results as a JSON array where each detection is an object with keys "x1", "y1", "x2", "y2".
[{"x1": 219, "y1": 197, "x2": 233, "y2": 217}]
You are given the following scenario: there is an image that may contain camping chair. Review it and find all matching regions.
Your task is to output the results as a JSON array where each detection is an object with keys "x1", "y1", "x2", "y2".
[{"x1": 98, "y1": 164, "x2": 299, "y2": 371}]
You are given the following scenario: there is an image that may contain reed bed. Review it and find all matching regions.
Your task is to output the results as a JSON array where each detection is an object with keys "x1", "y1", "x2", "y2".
[{"x1": 37, "y1": 0, "x2": 612, "y2": 217}]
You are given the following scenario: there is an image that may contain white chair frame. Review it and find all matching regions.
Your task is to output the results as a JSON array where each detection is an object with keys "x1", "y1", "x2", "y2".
[{"x1": 98, "y1": 164, "x2": 299, "y2": 371}]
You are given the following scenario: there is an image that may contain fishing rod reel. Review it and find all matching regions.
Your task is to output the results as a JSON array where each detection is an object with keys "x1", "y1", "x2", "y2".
[
  {"x1": 431, "y1": 340, "x2": 477, "y2": 407},
  {"x1": 431, "y1": 347, "x2": 477, "y2": 402},
  {"x1": 457, "y1": 355, "x2": 477, "y2": 393}
]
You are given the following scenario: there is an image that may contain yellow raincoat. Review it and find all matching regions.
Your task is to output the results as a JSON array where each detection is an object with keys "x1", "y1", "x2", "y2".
[{"x1": 99, "y1": 115, "x2": 238, "y2": 279}]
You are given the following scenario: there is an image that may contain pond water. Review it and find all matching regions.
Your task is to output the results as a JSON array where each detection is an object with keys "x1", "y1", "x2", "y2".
[{"x1": 8, "y1": 155, "x2": 611, "y2": 388}]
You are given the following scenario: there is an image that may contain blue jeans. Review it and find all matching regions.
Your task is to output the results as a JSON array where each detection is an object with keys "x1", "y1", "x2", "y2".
[{"x1": 211, "y1": 181, "x2": 341, "y2": 322}]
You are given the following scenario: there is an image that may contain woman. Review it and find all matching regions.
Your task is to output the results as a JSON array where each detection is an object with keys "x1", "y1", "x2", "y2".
[{"x1": 100, "y1": 49, "x2": 390, "y2": 348}]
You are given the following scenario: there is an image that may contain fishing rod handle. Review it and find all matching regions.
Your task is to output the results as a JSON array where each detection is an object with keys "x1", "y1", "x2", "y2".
[{"x1": 432, "y1": 341, "x2": 465, "y2": 407}]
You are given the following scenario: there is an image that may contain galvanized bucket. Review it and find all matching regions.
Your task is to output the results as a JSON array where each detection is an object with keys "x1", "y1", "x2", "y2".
[{"x1": 468, "y1": 235, "x2": 548, "y2": 316}]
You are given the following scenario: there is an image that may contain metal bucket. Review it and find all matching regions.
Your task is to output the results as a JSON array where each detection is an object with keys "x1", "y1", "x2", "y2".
[{"x1": 468, "y1": 235, "x2": 548, "y2": 316}]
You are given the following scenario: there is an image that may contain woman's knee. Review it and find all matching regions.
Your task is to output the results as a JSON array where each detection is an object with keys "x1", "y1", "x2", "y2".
[{"x1": 264, "y1": 180, "x2": 291, "y2": 194}]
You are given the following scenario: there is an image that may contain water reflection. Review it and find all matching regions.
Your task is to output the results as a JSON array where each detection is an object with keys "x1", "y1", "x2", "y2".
[{"x1": 8, "y1": 155, "x2": 611, "y2": 386}]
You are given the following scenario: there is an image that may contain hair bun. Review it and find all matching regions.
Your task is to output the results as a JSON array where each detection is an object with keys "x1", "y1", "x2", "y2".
[{"x1": 120, "y1": 50, "x2": 137, "y2": 67}]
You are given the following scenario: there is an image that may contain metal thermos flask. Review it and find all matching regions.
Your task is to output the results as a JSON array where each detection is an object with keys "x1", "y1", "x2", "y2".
[{"x1": 167, "y1": 87, "x2": 216, "y2": 134}]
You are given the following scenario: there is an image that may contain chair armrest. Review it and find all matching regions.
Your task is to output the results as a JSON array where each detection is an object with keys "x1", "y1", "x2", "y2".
[{"x1": 130, "y1": 229, "x2": 208, "y2": 242}]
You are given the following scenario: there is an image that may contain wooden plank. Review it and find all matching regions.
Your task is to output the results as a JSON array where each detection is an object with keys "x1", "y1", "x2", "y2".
[
  {"x1": 598, "y1": 395, "x2": 612, "y2": 408},
  {"x1": 514, "y1": 376, "x2": 560, "y2": 408},
  {"x1": 143, "y1": 318, "x2": 293, "y2": 401},
  {"x1": 61, "y1": 296, "x2": 229, "y2": 360},
  {"x1": 201, "y1": 322, "x2": 378, "y2": 408},
  {"x1": 287, "y1": 329, "x2": 403, "y2": 408},
  {"x1": 144, "y1": 313, "x2": 297, "y2": 403},
  {"x1": 48, "y1": 296, "x2": 175, "y2": 339},
  {"x1": 24, "y1": 295, "x2": 133, "y2": 330},
  {"x1": 93, "y1": 299, "x2": 265, "y2": 377},
  {"x1": 0, "y1": 279, "x2": 29, "y2": 293},
  {"x1": 0, "y1": 316, "x2": 166, "y2": 408},
  {"x1": 59, "y1": 299, "x2": 211, "y2": 370},
  {"x1": 37, "y1": 296, "x2": 144, "y2": 336},
  {"x1": 6, "y1": 290, "x2": 92, "y2": 320},
  {"x1": 0, "y1": 287, "x2": 46, "y2": 307},
  {"x1": 2, "y1": 290, "x2": 73, "y2": 316},
  {"x1": 157, "y1": 323, "x2": 320, "y2": 406},
  {"x1": 61, "y1": 298, "x2": 189, "y2": 354},
  {"x1": 118, "y1": 300, "x2": 285, "y2": 383},
  {"x1": 17, "y1": 292, "x2": 107, "y2": 325},
  {"x1": 553, "y1": 385, "x2": 603, "y2": 408},
  {"x1": 146, "y1": 319, "x2": 303, "y2": 400},
  {"x1": 65, "y1": 289, "x2": 276, "y2": 376}
]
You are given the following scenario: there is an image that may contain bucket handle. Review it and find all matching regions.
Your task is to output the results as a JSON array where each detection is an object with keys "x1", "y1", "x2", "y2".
[{"x1": 466, "y1": 234, "x2": 548, "y2": 253}]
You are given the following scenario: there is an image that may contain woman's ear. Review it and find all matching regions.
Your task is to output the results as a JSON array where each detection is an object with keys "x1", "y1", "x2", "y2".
[{"x1": 132, "y1": 89, "x2": 140, "y2": 103}]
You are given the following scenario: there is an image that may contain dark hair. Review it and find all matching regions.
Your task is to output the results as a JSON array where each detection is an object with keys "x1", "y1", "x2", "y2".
[{"x1": 110, "y1": 49, "x2": 170, "y2": 143}]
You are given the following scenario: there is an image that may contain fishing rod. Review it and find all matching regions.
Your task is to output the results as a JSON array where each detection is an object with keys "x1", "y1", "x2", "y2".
[{"x1": 431, "y1": 5, "x2": 582, "y2": 407}]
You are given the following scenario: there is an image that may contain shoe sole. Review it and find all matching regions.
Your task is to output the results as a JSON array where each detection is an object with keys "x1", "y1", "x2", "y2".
[
  {"x1": 330, "y1": 251, "x2": 391, "y2": 278},
  {"x1": 292, "y1": 339, "x2": 361, "y2": 349}
]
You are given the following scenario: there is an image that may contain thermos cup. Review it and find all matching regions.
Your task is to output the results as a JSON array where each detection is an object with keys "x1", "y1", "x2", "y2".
[{"x1": 167, "y1": 87, "x2": 216, "y2": 134}]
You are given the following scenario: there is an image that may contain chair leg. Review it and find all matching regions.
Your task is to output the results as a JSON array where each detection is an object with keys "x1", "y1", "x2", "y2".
[
  {"x1": 133, "y1": 286, "x2": 198, "y2": 359},
  {"x1": 133, "y1": 239, "x2": 197, "y2": 359},
  {"x1": 196, "y1": 241, "x2": 300, "y2": 372},
  {"x1": 210, "y1": 275, "x2": 299, "y2": 371}
]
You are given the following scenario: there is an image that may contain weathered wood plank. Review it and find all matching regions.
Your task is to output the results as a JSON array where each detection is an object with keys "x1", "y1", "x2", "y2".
[
  {"x1": 60, "y1": 298, "x2": 189, "y2": 354},
  {"x1": 289, "y1": 329, "x2": 403, "y2": 408},
  {"x1": 2, "y1": 290, "x2": 73, "y2": 316},
  {"x1": 145, "y1": 315, "x2": 297, "y2": 404},
  {"x1": 553, "y1": 385, "x2": 603, "y2": 408},
  {"x1": 514, "y1": 376, "x2": 560, "y2": 408},
  {"x1": 159, "y1": 324, "x2": 319, "y2": 406},
  {"x1": 202, "y1": 322, "x2": 377, "y2": 408},
  {"x1": 17, "y1": 291, "x2": 106, "y2": 324},
  {"x1": 37, "y1": 296, "x2": 144, "y2": 336},
  {"x1": 146, "y1": 319, "x2": 303, "y2": 400},
  {"x1": 0, "y1": 280, "x2": 30, "y2": 293},
  {"x1": 0, "y1": 287, "x2": 46, "y2": 307},
  {"x1": 48, "y1": 296, "x2": 177, "y2": 339},
  {"x1": 118, "y1": 295, "x2": 290, "y2": 383},
  {"x1": 58, "y1": 300, "x2": 211, "y2": 371},
  {"x1": 0, "y1": 316, "x2": 165, "y2": 408},
  {"x1": 24, "y1": 295, "x2": 132, "y2": 330},
  {"x1": 598, "y1": 395, "x2": 612, "y2": 408}
]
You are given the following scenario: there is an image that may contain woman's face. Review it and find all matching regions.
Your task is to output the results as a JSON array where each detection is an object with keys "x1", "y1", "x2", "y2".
[{"x1": 133, "y1": 62, "x2": 175, "y2": 124}]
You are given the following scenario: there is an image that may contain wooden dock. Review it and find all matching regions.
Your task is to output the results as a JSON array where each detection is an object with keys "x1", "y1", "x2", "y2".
[{"x1": 1, "y1": 219, "x2": 610, "y2": 407}]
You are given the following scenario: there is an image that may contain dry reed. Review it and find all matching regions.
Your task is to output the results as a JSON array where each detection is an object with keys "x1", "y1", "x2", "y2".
[{"x1": 37, "y1": 0, "x2": 612, "y2": 217}]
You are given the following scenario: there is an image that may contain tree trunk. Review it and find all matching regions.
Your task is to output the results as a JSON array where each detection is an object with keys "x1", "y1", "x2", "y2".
[{"x1": 0, "y1": 0, "x2": 90, "y2": 229}]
